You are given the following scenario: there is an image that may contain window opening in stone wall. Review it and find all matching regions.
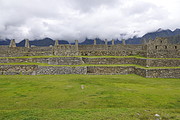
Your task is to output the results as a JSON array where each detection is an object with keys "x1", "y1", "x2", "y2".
[
  {"x1": 160, "y1": 41, "x2": 163, "y2": 43},
  {"x1": 165, "y1": 46, "x2": 167, "y2": 49},
  {"x1": 175, "y1": 46, "x2": 177, "y2": 49},
  {"x1": 155, "y1": 46, "x2": 158, "y2": 49}
]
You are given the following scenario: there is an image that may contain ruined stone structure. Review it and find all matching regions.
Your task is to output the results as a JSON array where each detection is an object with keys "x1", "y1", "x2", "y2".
[
  {"x1": 0, "y1": 37, "x2": 179, "y2": 58},
  {"x1": 0, "y1": 38, "x2": 179, "y2": 78}
]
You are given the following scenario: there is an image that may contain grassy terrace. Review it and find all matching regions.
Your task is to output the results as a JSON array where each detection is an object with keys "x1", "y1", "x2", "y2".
[
  {"x1": 0, "y1": 62, "x2": 180, "y2": 69},
  {"x1": 0, "y1": 55, "x2": 180, "y2": 59},
  {"x1": 0, "y1": 74, "x2": 179, "y2": 120}
]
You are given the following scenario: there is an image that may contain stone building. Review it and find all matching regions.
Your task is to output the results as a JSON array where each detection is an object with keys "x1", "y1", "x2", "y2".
[
  {"x1": 0, "y1": 37, "x2": 179, "y2": 78},
  {"x1": 0, "y1": 37, "x2": 179, "y2": 58}
]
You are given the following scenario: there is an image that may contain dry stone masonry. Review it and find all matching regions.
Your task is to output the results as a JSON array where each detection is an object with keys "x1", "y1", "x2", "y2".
[{"x1": 0, "y1": 37, "x2": 179, "y2": 78}]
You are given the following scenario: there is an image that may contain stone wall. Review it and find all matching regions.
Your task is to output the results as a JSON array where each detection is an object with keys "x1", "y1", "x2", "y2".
[
  {"x1": 0, "y1": 65, "x2": 38, "y2": 72},
  {"x1": 0, "y1": 65, "x2": 37, "y2": 75},
  {"x1": 134, "y1": 58, "x2": 147, "y2": 67},
  {"x1": 0, "y1": 65, "x2": 179, "y2": 78},
  {"x1": 146, "y1": 59, "x2": 180, "y2": 67},
  {"x1": 82, "y1": 57, "x2": 136, "y2": 65},
  {"x1": 80, "y1": 51, "x2": 128, "y2": 56},
  {"x1": 0, "y1": 45, "x2": 78, "y2": 57},
  {"x1": 86, "y1": 66, "x2": 180, "y2": 78},
  {"x1": 0, "y1": 57, "x2": 179, "y2": 67},
  {"x1": 82, "y1": 57, "x2": 180, "y2": 67},
  {"x1": 134, "y1": 68, "x2": 146, "y2": 77},
  {"x1": 36, "y1": 66, "x2": 87, "y2": 75},
  {"x1": 78, "y1": 44, "x2": 143, "y2": 51},
  {"x1": 146, "y1": 50, "x2": 180, "y2": 58},
  {"x1": 0, "y1": 46, "x2": 9, "y2": 57},
  {"x1": 0, "y1": 46, "x2": 53, "y2": 57},
  {"x1": 145, "y1": 69, "x2": 180, "y2": 78},
  {"x1": 1, "y1": 41, "x2": 179, "y2": 58},
  {"x1": 53, "y1": 45, "x2": 78, "y2": 56},
  {"x1": 0, "y1": 65, "x2": 86, "y2": 75},
  {"x1": 0, "y1": 57, "x2": 84, "y2": 65},
  {"x1": 145, "y1": 38, "x2": 180, "y2": 58},
  {"x1": 78, "y1": 45, "x2": 144, "y2": 56},
  {"x1": 87, "y1": 66, "x2": 135, "y2": 75}
]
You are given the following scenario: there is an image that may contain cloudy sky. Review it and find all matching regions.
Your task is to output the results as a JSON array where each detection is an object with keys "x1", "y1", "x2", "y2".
[{"x1": 0, "y1": 0, "x2": 180, "y2": 42}]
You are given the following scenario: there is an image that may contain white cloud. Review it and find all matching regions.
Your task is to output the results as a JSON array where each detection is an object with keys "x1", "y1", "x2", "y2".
[{"x1": 0, "y1": 0, "x2": 180, "y2": 42}]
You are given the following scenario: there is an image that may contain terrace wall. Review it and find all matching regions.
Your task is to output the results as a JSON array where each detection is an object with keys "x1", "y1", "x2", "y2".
[
  {"x1": 145, "y1": 69, "x2": 180, "y2": 78},
  {"x1": 0, "y1": 65, "x2": 37, "y2": 75},
  {"x1": 0, "y1": 65, "x2": 179, "y2": 78},
  {"x1": 0, "y1": 57, "x2": 179, "y2": 67},
  {"x1": 82, "y1": 57, "x2": 180, "y2": 67},
  {"x1": 36, "y1": 66, "x2": 87, "y2": 75},
  {"x1": 0, "y1": 57, "x2": 83, "y2": 65},
  {"x1": 146, "y1": 50, "x2": 180, "y2": 58},
  {"x1": 146, "y1": 59, "x2": 180, "y2": 67},
  {"x1": 87, "y1": 66, "x2": 135, "y2": 75}
]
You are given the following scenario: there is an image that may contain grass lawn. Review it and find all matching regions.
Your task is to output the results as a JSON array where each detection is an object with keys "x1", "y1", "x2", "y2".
[{"x1": 0, "y1": 74, "x2": 179, "y2": 120}]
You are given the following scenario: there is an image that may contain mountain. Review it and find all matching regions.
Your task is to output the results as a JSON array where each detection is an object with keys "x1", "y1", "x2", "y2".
[
  {"x1": 58, "y1": 40, "x2": 69, "y2": 44},
  {"x1": 0, "y1": 38, "x2": 69, "y2": 47},
  {"x1": 16, "y1": 38, "x2": 54, "y2": 47},
  {"x1": 79, "y1": 38, "x2": 122, "y2": 45},
  {"x1": 172, "y1": 28, "x2": 180, "y2": 35},
  {"x1": 0, "y1": 39, "x2": 11, "y2": 45},
  {"x1": 125, "y1": 37, "x2": 142, "y2": 44},
  {"x1": 166, "y1": 34, "x2": 180, "y2": 44},
  {"x1": 142, "y1": 29, "x2": 173, "y2": 40},
  {"x1": 78, "y1": 28, "x2": 180, "y2": 45},
  {"x1": 16, "y1": 38, "x2": 69, "y2": 47},
  {"x1": 1, "y1": 28, "x2": 180, "y2": 46},
  {"x1": 80, "y1": 38, "x2": 105, "y2": 45},
  {"x1": 125, "y1": 28, "x2": 180, "y2": 44}
]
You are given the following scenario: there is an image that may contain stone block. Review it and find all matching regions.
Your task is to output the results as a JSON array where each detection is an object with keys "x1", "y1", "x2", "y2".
[{"x1": 4, "y1": 72, "x2": 20, "y2": 75}]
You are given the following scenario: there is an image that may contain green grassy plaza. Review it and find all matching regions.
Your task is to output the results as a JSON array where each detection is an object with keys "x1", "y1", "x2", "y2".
[{"x1": 0, "y1": 74, "x2": 179, "y2": 120}]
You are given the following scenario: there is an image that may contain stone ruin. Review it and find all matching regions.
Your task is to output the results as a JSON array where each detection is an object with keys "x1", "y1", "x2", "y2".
[
  {"x1": 0, "y1": 38, "x2": 179, "y2": 78},
  {"x1": 0, "y1": 37, "x2": 179, "y2": 58}
]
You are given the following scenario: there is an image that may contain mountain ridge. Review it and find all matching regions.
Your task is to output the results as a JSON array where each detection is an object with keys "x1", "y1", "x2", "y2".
[{"x1": 0, "y1": 28, "x2": 180, "y2": 46}]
